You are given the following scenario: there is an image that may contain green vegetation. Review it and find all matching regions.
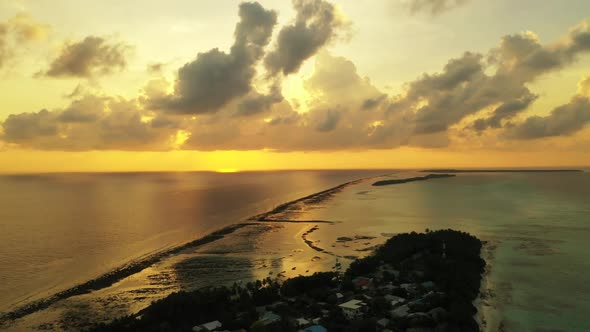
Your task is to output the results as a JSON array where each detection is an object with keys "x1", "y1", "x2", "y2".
[
  {"x1": 91, "y1": 229, "x2": 485, "y2": 332},
  {"x1": 346, "y1": 229, "x2": 485, "y2": 330}
]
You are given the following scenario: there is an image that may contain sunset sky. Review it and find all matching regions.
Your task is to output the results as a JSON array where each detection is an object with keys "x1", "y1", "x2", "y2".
[{"x1": 1, "y1": 0, "x2": 590, "y2": 172}]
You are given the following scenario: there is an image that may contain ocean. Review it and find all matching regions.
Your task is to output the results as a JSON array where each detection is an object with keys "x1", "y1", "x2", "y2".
[
  {"x1": 295, "y1": 171, "x2": 590, "y2": 331},
  {"x1": 0, "y1": 171, "x2": 384, "y2": 315},
  {"x1": 1, "y1": 170, "x2": 589, "y2": 331}
]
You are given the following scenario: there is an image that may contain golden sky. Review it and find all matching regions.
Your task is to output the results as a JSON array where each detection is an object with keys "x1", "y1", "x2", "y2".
[{"x1": 1, "y1": 0, "x2": 590, "y2": 172}]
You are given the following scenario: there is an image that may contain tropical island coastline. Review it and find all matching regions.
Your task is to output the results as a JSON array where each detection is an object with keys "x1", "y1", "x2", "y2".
[
  {"x1": 422, "y1": 169, "x2": 583, "y2": 173},
  {"x1": 92, "y1": 229, "x2": 485, "y2": 332},
  {"x1": 372, "y1": 174, "x2": 456, "y2": 187},
  {"x1": 0, "y1": 173, "x2": 385, "y2": 326},
  {"x1": 0, "y1": 172, "x2": 485, "y2": 331}
]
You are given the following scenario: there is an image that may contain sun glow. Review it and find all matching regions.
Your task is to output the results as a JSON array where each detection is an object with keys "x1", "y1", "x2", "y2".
[{"x1": 216, "y1": 168, "x2": 239, "y2": 173}]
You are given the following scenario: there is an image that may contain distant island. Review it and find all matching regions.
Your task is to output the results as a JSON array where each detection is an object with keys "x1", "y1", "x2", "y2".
[
  {"x1": 92, "y1": 230, "x2": 485, "y2": 332},
  {"x1": 422, "y1": 169, "x2": 583, "y2": 173},
  {"x1": 372, "y1": 174, "x2": 456, "y2": 187}
]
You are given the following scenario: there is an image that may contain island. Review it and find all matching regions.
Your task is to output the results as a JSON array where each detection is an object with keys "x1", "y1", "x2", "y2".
[
  {"x1": 372, "y1": 174, "x2": 456, "y2": 187},
  {"x1": 92, "y1": 229, "x2": 485, "y2": 332},
  {"x1": 422, "y1": 169, "x2": 583, "y2": 173}
]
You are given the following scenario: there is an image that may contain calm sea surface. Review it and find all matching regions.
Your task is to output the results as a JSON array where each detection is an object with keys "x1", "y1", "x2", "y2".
[
  {"x1": 1, "y1": 170, "x2": 589, "y2": 332},
  {"x1": 0, "y1": 170, "x2": 385, "y2": 313},
  {"x1": 298, "y1": 171, "x2": 590, "y2": 331}
]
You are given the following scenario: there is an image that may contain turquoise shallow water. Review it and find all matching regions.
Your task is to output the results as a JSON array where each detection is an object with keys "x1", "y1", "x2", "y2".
[
  {"x1": 298, "y1": 171, "x2": 590, "y2": 331},
  {"x1": 2, "y1": 170, "x2": 588, "y2": 331}
]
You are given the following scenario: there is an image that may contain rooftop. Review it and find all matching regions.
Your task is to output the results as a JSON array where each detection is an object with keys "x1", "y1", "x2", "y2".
[{"x1": 338, "y1": 299, "x2": 365, "y2": 310}]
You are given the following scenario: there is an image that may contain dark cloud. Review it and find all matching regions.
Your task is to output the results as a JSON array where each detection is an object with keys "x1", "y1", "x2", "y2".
[
  {"x1": 155, "y1": 48, "x2": 251, "y2": 113},
  {"x1": 507, "y1": 97, "x2": 590, "y2": 139},
  {"x1": 565, "y1": 21, "x2": 590, "y2": 55},
  {"x1": 2, "y1": 109, "x2": 58, "y2": 141},
  {"x1": 393, "y1": 52, "x2": 529, "y2": 134},
  {"x1": 181, "y1": 52, "x2": 414, "y2": 151},
  {"x1": 491, "y1": 24, "x2": 590, "y2": 82},
  {"x1": 315, "y1": 109, "x2": 342, "y2": 132},
  {"x1": 362, "y1": 95, "x2": 387, "y2": 110},
  {"x1": 264, "y1": 0, "x2": 344, "y2": 75},
  {"x1": 407, "y1": 0, "x2": 471, "y2": 16},
  {"x1": 506, "y1": 77, "x2": 590, "y2": 139},
  {"x1": 44, "y1": 36, "x2": 130, "y2": 78},
  {"x1": 4, "y1": 7, "x2": 590, "y2": 152},
  {"x1": 150, "y1": 115, "x2": 181, "y2": 129},
  {"x1": 390, "y1": 20, "x2": 590, "y2": 135},
  {"x1": 234, "y1": 85, "x2": 283, "y2": 117},
  {"x1": 473, "y1": 92, "x2": 538, "y2": 131},
  {"x1": 154, "y1": 2, "x2": 277, "y2": 114}
]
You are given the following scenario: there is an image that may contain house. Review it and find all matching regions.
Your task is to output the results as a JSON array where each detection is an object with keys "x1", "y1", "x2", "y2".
[
  {"x1": 384, "y1": 295, "x2": 405, "y2": 307},
  {"x1": 352, "y1": 277, "x2": 373, "y2": 289},
  {"x1": 380, "y1": 283, "x2": 395, "y2": 292},
  {"x1": 259, "y1": 311, "x2": 281, "y2": 325},
  {"x1": 295, "y1": 317, "x2": 310, "y2": 327},
  {"x1": 400, "y1": 283, "x2": 418, "y2": 294},
  {"x1": 192, "y1": 320, "x2": 222, "y2": 332},
  {"x1": 338, "y1": 299, "x2": 366, "y2": 320},
  {"x1": 304, "y1": 325, "x2": 328, "y2": 332},
  {"x1": 406, "y1": 312, "x2": 432, "y2": 326},
  {"x1": 390, "y1": 304, "x2": 410, "y2": 319},
  {"x1": 400, "y1": 283, "x2": 416, "y2": 290},
  {"x1": 376, "y1": 318, "x2": 390, "y2": 328}
]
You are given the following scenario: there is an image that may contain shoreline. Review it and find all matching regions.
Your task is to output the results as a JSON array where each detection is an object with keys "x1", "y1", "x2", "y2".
[
  {"x1": 0, "y1": 172, "x2": 389, "y2": 326},
  {"x1": 93, "y1": 229, "x2": 486, "y2": 332},
  {"x1": 372, "y1": 173, "x2": 456, "y2": 186},
  {"x1": 422, "y1": 169, "x2": 583, "y2": 173}
]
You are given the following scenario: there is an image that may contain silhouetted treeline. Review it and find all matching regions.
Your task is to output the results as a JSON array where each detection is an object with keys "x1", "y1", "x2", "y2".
[
  {"x1": 91, "y1": 230, "x2": 485, "y2": 332},
  {"x1": 346, "y1": 229, "x2": 485, "y2": 331},
  {"x1": 372, "y1": 173, "x2": 456, "y2": 186}
]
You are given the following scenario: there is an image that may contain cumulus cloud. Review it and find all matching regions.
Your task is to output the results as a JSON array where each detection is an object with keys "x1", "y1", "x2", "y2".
[
  {"x1": 304, "y1": 52, "x2": 382, "y2": 106},
  {"x1": 264, "y1": 0, "x2": 345, "y2": 75},
  {"x1": 44, "y1": 36, "x2": 130, "y2": 78},
  {"x1": 3, "y1": 4, "x2": 590, "y2": 152},
  {"x1": 234, "y1": 85, "x2": 283, "y2": 117},
  {"x1": 1, "y1": 95, "x2": 177, "y2": 150},
  {"x1": 362, "y1": 95, "x2": 387, "y2": 110},
  {"x1": 506, "y1": 98, "x2": 590, "y2": 139},
  {"x1": 406, "y1": 0, "x2": 471, "y2": 16},
  {"x1": 472, "y1": 92, "x2": 538, "y2": 131},
  {"x1": 153, "y1": 2, "x2": 277, "y2": 114},
  {"x1": 490, "y1": 24, "x2": 590, "y2": 82},
  {"x1": 180, "y1": 52, "x2": 413, "y2": 151},
  {"x1": 0, "y1": 13, "x2": 50, "y2": 68},
  {"x1": 391, "y1": 51, "x2": 533, "y2": 134},
  {"x1": 389, "y1": 19, "x2": 590, "y2": 136},
  {"x1": 2, "y1": 109, "x2": 58, "y2": 141},
  {"x1": 315, "y1": 108, "x2": 342, "y2": 132},
  {"x1": 506, "y1": 77, "x2": 590, "y2": 139}
]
